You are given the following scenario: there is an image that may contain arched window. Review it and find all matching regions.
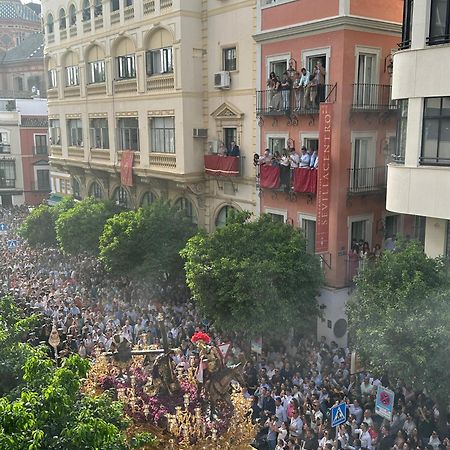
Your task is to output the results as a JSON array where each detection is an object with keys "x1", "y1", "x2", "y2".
[
  {"x1": 141, "y1": 191, "x2": 157, "y2": 206},
  {"x1": 63, "y1": 51, "x2": 80, "y2": 87},
  {"x1": 86, "y1": 45, "x2": 105, "y2": 84},
  {"x1": 145, "y1": 28, "x2": 174, "y2": 76},
  {"x1": 175, "y1": 197, "x2": 197, "y2": 224},
  {"x1": 47, "y1": 13, "x2": 54, "y2": 34},
  {"x1": 88, "y1": 181, "x2": 102, "y2": 199},
  {"x1": 59, "y1": 9, "x2": 66, "y2": 30},
  {"x1": 82, "y1": 0, "x2": 91, "y2": 21},
  {"x1": 94, "y1": 0, "x2": 102, "y2": 16},
  {"x1": 68, "y1": 4, "x2": 76, "y2": 26},
  {"x1": 114, "y1": 37, "x2": 136, "y2": 79},
  {"x1": 72, "y1": 178, "x2": 81, "y2": 199},
  {"x1": 113, "y1": 186, "x2": 129, "y2": 207},
  {"x1": 215, "y1": 205, "x2": 237, "y2": 228}
]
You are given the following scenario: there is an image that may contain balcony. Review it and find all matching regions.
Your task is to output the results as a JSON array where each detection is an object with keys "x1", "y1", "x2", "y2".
[
  {"x1": 124, "y1": 5, "x2": 134, "y2": 20},
  {"x1": 33, "y1": 146, "x2": 48, "y2": 156},
  {"x1": 351, "y1": 84, "x2": 397, "y2": 111},
  {"x1": 0, "y1": 143, "x2": 11, "y2": 154},
  {"x1": 60, "y1": 29, "x2": 67, "y2": 40},
  {"x1": 83, "y1": 21, "x2": 91, "y2": 32},
  {"x1": 204, "y1": 155, "x2": 241, "y2": 177},
  {"x1": 50, "y1": 146, "x2": 63, "y2": 158},
  {"x1": 64, "y1": 85, "x2": 81, "y2": 98},
  {"x1": 110, "y1": 10, "x2": 120, "y2": 24},
  {"x1": 256, "y1": 84, "x2": 336, "y2": 116},
  {"x1": 48, "y1": 33, "x2": 55, "y2": 44},
  {"x1": 87, "y1": 83, "x2": 106, "y2": 96},
  {"x1": 144, "y1": 0, "x2": 155, "y2": 14},
  {"x1": 347, "y1": 166, "x2": 387, "y2": 195},
  {"x1": 0, "y1": 179, "x2": 15, "y2": 189},
  {"x1": 147, "y1": 74, "x2": 175, "y2": 92},
  {"x1": 90, "y1": 148, "x2": 110, "y2": 163},
  {"x1": 160, "y1": 0, "x2": 173, "y2": 9},
  {"x1": 69, "y1": 25, "x2": 77, "y2": 38},
  {"x1": 94, "y1": 15, "x2": 103, "y2": 29},
  {"x1": 257, "y1": 165, "x2": 317, "y2": 194},
  {"x1": 149, "y1": 153, "x2": 176, "y2": 169},
  {"x1": 67, "y1": 146, "x2": 84, "y2": 160},
  {"x1": 114, "y1": 79, "x2": 137, "y2": 93}
]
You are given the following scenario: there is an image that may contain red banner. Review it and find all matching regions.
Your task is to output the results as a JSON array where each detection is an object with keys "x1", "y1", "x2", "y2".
[
  {"x1": 259, "y1": 165, "x2": 280, "y2": 189},
  {"x1": 292, "y1": 168, "x2": 317, "y2": 193},
  {"x1": 204, "y1": 155, "x2": 239, "y2": 176},
  {"x1": 120, "y1": 150, "x2": 134, "y2": 187},
  {"x1": 316, "y1": 103, "x2": 332, "y2": 254}
]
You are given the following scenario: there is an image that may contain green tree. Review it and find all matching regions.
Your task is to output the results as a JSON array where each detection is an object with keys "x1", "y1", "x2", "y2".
[
  {"x1": 181, "y1": 213, "x2": 324, "y2": 339},
  {"x1": 347, "y1": 240, "x2": 450, "y2": 427},
  {"x1": 99, "y1": 200, "x2": 196, "y2": 300},
  {"x1": 56, "y1": 198, "x2": 121, "y2": 255},
  {"x1": 19, "y1": 198, "x2": 76, "y2": 247}
]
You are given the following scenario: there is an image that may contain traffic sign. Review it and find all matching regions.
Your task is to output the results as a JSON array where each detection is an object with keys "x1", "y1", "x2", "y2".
[
  {"x1": 375, "y1": 386, "x2": 395, "y2": 421},
  {"x1": 331, "y1": 402, "x2": 347, "y2": 428},
  {"x1": 7, "y1": 239, "x2": 18, "y2": 250},
  {"x1": 0, "y1": 223, "x2": 7, "y2": 232}
]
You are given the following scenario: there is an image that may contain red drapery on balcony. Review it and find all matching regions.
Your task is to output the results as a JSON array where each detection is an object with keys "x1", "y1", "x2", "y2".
[
  {"x1": 120, "y1": 150, "x2": 134, "y2": 187},
  {"x1": 204, "y1": 155, "x2": 239, "y2": 176},
  {"x1": 292, "y1": 168, "x2": 317, "y2": 193},
  {"x1": 259, "y1": 165, "x2": 280, "y2": 189}
]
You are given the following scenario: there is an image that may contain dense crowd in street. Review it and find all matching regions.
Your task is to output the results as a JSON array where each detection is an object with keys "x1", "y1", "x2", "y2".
[{"x1": 0, "y1": 206, "x2": 449, "y2": 450}]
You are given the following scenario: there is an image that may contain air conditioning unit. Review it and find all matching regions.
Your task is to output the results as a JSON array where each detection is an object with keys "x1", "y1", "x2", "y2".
[
  {"x1": 193, "y1": 128, "x2": 208, "y2": 138},
  {"x1": 214, "y1": 71, "x2": 231, "y2": 89},
  {"x1": 208, "y1": 140, "x2": 220, "y2": 153}
]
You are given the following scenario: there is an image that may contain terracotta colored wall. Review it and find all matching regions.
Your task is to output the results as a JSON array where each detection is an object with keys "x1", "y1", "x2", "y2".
[
  {"x1": 350, "y1": 0, "x2": 403, "y2": 23},
  {"x1": 261, "y1": 0, "x2": 339, "y2": 31}
]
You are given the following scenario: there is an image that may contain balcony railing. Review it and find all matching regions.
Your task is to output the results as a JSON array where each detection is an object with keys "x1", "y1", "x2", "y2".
[
  {"x1": 351, "y1": 84, "x2": 397, "y2": 111},
  {"x1": 426, "y1": 34, "x2": 450, "y2": 46},
  {"x1": 149, "y1": 153, "x2": 176, "y2": 169},
  {"x1": 204, "y1": 155, "x2": 241, "y2": 177},
  {"x1": 110, "y1": 10, "x2": 120, "y2": 24},
  {"x1": 347, "y1": 166, "x2": 387, "y2": 195},
  {"x1": 124, "y1": 5, "x2": 134, "y2": 19},
  {"x1": 160, "y1": 0, "x2": 173, "y2": 9},
  {"x1": 256, "y1": 84, "x2": 336, "y2": 115},
  {"x1": 0, "y1": 144, "x2": 11, "y2": 154},
  {"x1": 256, "y1": 164, "x2": 317, "y2": 194},
  {"x1": 33, "y1": 146, "x2": 48, "y2": 155},
  {"x1": 144, "y1": 0, "x2": 155, "y2": 14},
  {"x1": 147, "y1": 74, "x2": 175, "y2": 91},
  {"x1": 0, "y1": 178, "x2": 15, "y2": 188}
]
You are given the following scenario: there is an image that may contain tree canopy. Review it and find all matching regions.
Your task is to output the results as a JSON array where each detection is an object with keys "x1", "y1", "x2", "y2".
[
  {"x1": 55, "y1": 198, "x2": 121, "y2": 255},
  {"x1": 347, "y1": 240, "x2": 450, "y2": 417},
  {"x1": 181, "y1": 213, "x2": 324, "y2": 339},
  {"x1": 99, "y1": 200, "x2": 197, "y2": 300}
]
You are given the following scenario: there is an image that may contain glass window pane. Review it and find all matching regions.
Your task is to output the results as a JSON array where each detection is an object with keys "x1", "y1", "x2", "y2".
[
  {"x1": 438, "y1": 117, "x2": 450, "y2": 162},
  {"x1": 422, "y1": 119, "x2": 439, "y2": 160},
  {"x1": 442, "y1": 97, "x2": 450, "y2": 115},
  {"x1": 424, "y1": 97, "x2": 442, "y2": 116},
  {"x1": 429, "y1": 0, "x2": 449, "y2": 39}
]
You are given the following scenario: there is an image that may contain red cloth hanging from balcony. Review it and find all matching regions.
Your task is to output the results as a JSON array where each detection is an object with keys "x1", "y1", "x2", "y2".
[
  {"x1": 120, "y1": 150, "x2": 134, "y2": 187},
  {"x1": 204, "y1": 155, "x2": 239, "y2": 176},
  {"x1": 259, "y1": 165, "x2": 280, "y2": 189},
  {"x1": 292, "y1": 168, "x2": 317, "y2": 193}
]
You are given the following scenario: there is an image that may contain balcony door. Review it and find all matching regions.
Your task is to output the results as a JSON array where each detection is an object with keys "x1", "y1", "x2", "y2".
[
  {"x1": 351, "y1": 137, "x2": 375, "y2": 191},
  {"x1": 355, "y1": 53, "x2": 377, "y2": 107}
]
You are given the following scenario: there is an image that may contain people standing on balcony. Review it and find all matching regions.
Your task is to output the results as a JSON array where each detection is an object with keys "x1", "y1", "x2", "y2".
[
  {"x1": 314, "y1": 61, "x2": 326, "y2": 104},
  {"x1": 280, "y1": 72, "x2": 292, "y2": 111},
  {"x1": 280, "y1": 149, "x2": 291, "y2": 190},
  {"x1": 258, "y1": 148, "x2": 272, "y2": 165},
  {"x1": 267, "y1": 72, "x2": 281, "y2": 111},
  {"x1": 226, "y1": 141, "x2": 240, "y2": 157},
  {"x1": 293, "y1": 68, "x2": 310, "y2": 111},
  {"x1": 299, "y1": 146, "x2": 310, "y2": 168},
  {"x1": 309, "y1": 149, "x2": 318, "y2": 169},
  {"x1": 289, "y1": 147, "x2": 299, "y2": 169},
  {"x1": 304, "y1": 74, "x2": 317, "y2": 110}
]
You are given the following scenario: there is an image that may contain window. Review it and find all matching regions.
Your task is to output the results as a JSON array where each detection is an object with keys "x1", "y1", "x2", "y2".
[
  {"x1": 72, "y1": 178, "x2": 81, "y2": 199},
  {"x1": 117, "y1": 55, "x2": 136, "y2": 79},
  {"x1": 117, "y1": 117, "x2": 139, "y2": 151},
  {"x1": 28, "y1": 76, "x2": 42, "y2": 93},
  {"x1": 351, "y1": 219, "x2": 369, "y2": 246},
  {"x1": 354, "y1": 53, "x2": 377, "y2": 107},
  {"x1": 428, "y1": 0, "x2": 450, "y2": 45},
  {"x1": 400, "y1": 0, "x2": 413, "y2": 48},
  {"x1": 350, "y1": 137, "x2": 375, "y2": 191},
  {"x1": 413, "y1": 216, "x2": 426, "y2": 244},
  {"x1": 223, "y1": 47, "x2": 237, "y2": 71},
  {"x1": 141, "y1": 191, "x2": 157, "y2": 206},
  {"x1": 175, "y1": 197, "x2": 197, "y2": 224},
  {"x1": 82, "y1": 0, "x2": 91, "y2": 21},
  {"x1": 150, "y1": 117, "x2": 175, "y2": 153},
  {"x1": 215, "y1": 205, "x2": 237, "y2": 228},
  {"x1": 48, "y1": 69, "x2": 57, "y2": 88},
  {"x1": 49, "y1": 119, "x2": 61, "y2": 145},
  {"x1": 69, "y1": 4, "x2": 76, "y2": 26},
  {"x1": 268, "y1": 137, "x2": 286, "y2": 154},
  {"x1": 89, "y1": 181, "x2": 102, "y2": 199},
  {"x1": 113, "y1": 186, "x2": 129, "y2": 207},
  {"x1": 384, "y1": 215, "x2": 399, "y2": 239},
  {"x1": 394, "y1": 99, "x2": 408, "y2": 162},
  {"x1": 88, "y1": 60, "x2": 105, "y2": 83},
  {"x1": 421, "y1": 97, "x2": 450, "y2": 165},
  {"x1": 65, "y1": 66, "x2": 79, "y2": 86},
  {"x1": 300, "y1": 216, "x2": 316, "y2": 254},
  {"x1": 0, "y1": 131, "x2": 10, "y2": 153},
  {"x1": 34, "y1": 135, "x2": 48, "y2": 155},
  {"x1": 303, "y1": 138, "x2": 319, "y2": 152},
  {"x1": 47, "y1": 14, "x2": 54, "y2": 34},
  {"x1": 223, "y1": 128, "x2": 237, "y2": 150},
  {"x1": 267, "y1": 213, "x2": 285, "y2": 222},
  {"x1": 146, "y1": 47, "x2": 173, "y2": 75},
  {"x1": 269, "y1": 59, "x2": 288, "y2": 79},
  {"x1": 0, "y1": 160, "x2": 16, "y2": 188},
  {"x1": 67, "y1": 119, "x2": 83, "y2": 147},
  {"x1": 94, "y1": 0, "x2": 102, "y2": 16},
  {"x1": 37, "y1": 170, "x2": 50, "y2": 190},
  {"x1": 124, "y1": 0, "x2": 133, "y2": 7},
  {"x1": 59, "y1": 9, "x2": 66, "y2": 30},
  {"x1": 111, "y1": 0, "x2": 119, "y2": 11},
  {"x1": 89, "y1": 118, "x2": 109, "y2": 149}
]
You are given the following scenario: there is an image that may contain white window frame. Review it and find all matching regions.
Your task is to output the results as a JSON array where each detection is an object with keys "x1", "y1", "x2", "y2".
[
  {"x1": 117, "y1": 55, "x2": 136, "y2": 79},
  {"x1": 48, "y1": 69, "x2": 58, "y2": 88},
  {"x1": 348, "y1": 214, "x2": 373, "y2": 250},
  {"x1": 300, "y1": 132, "x2": 319, "y2": 150},
  {"x1": 298, "y1": 213, "x2": 317, "y2": 253},
  {"x1": 65, "y1": 65, "x2": 79, "y2": 86},
  {"x1": 260, "y1": 0, "x2": 297, "y2": 9},
  {"x1": 222, "y1": 45, "x2": 238, "y2": 72},
  {"x1": 146, "y1": 47, "x2": 173, "y2": 76},
  {"x1": 383, "y1": 213, "x2": 403, "y2": 240},
  {"x1": 351, "y1": 131, "x2": 377, "y2": 169},
  {"x1": 149, "y1": 116, "x2": 175, "y2": 154},
  {"x1": 266, "y1": 53, "x2": 291, "y2": 80},
  {"x1": 33, "y1": 133, "x2": 48, "y2": 154},
  {"x1": 88, "y1": 60, "x2": 105, "y2": 84},
  {"x1": 266, "y1": 132, "x2": 289, "y2": 154},
  {"x1": 301, "y1": 47, "x2": 331, "y2": 84},
  {"x1": 34, "y1": 164, "x2": 51, "y2": 190},
  {"x1": 89, "y1": 118, "x2": 109, "y2": 149},
  {"x1": 354, "y1": 46, "x2": 381, "y2": 85},
  {"x1": 265, "y1": 207, "x2": 287, "y2": 223}
]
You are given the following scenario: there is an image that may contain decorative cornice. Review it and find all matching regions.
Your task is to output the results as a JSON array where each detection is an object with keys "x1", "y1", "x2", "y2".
[{"x1": 253, "y1": 15, "x2": 402, "y2": 43}]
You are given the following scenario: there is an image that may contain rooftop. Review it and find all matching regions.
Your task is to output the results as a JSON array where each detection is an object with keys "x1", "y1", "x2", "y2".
[
  {"x1": 0, "y1": 0, "x2": 40, "y2": 22},
  {"x1": 0, "y1": 32, "x2": 43, "y2": 63}
]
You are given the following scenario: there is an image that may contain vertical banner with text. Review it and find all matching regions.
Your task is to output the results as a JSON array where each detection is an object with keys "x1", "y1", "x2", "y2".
[
  {"x1": 316, "y1": 103, "x2": 333, "y2": 254},
  {"x1": 120, "y1": 150, "x2": 134, "y2": 187}
]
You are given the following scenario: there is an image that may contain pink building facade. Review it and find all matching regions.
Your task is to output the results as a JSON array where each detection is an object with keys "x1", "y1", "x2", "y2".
[{"x1": 255, "y1": 0, "x2": 417, "y2": 344}]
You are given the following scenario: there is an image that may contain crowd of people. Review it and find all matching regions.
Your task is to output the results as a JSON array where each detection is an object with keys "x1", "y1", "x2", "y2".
[
  {"x1": 266, "y1": 61, "x2": 327, "y2": 112},
  {"x1": 0, "y1": 206, "x2": 448, "y2": 450}
]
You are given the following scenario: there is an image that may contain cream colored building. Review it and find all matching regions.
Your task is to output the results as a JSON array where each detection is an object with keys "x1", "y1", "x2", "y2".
[
  {"x1": 387, "y1": 0, "x2": 450, "y2": 257},
  {"x1": 41, "y1": 0, "x2": 256, "y2": 229}
]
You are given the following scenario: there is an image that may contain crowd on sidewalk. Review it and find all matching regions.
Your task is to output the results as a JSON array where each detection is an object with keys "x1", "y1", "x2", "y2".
[{"x1": 0, "y1": 206, "x2": 449, "y2": 450}]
